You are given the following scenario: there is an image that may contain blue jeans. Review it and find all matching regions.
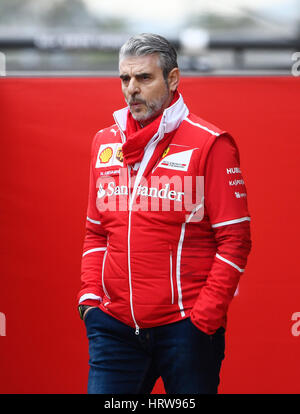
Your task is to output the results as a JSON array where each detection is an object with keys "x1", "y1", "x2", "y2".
[{"x1": 84, "y1": 307, "x2": 225, "y2": 394}]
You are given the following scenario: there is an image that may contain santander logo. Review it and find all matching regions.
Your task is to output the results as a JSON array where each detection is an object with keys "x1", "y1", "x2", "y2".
[
  {"x1": 97, "y1": 182, "x2": 184, "y2": 202},
  {"x1": 96, "y1": 171, "x2": 205, "y2": 223}
]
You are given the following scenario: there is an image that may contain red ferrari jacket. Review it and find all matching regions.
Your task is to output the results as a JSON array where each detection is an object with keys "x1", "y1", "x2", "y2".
[{"x1": 77, "y1": 93, "x2": 252, "y2": 335}]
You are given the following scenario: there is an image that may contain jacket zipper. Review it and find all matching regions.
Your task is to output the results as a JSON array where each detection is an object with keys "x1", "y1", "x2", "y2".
[
  {"x1": 125, "y1": 130, "x2": 165, "y2": 334},
  {"x1": 127, "y1": 166, "x2": 140, "y2": 335},
  {"x1": 115, "y1": 119, "x2": 166, "y2": 335}
]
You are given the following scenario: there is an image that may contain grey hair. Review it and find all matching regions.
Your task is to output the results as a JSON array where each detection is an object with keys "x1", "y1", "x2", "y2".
[{"x1": 119, "y1": 33, "x2": 178, "y2": 80}]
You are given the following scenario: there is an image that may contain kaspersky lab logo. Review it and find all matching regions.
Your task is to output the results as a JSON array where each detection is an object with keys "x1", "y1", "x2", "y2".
[{"x1": 96, "y1": 172, "x2": 204, "y2": 222}]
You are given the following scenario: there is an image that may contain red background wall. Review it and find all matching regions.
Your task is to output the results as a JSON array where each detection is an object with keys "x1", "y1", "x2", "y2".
[{"x1": 0, "y1": 76, "x2": 299, "y2": 394}]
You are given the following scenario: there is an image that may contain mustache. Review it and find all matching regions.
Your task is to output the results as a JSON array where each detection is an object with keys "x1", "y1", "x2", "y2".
[{"x1": 127, "y1": 97, "x2": 147, "y2": 106}]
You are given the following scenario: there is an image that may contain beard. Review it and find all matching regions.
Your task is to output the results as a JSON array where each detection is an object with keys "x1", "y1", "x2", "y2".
[{"x1": 126, "y1": 87, "x2": 170, "y2": 123}]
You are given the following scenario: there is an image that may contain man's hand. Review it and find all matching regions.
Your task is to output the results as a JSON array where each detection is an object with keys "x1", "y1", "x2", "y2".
[{"x1": 78, "y1": 304, "x2": 98, "y2": 320}]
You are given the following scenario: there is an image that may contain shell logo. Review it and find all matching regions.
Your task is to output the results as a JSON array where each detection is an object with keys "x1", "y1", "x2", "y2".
[
  {"x1": 162, "y1": 146, "x2": 170, "y2": 158},
  {"x1": 99, "y1": 147, "x2": 113, "y2": 163}
]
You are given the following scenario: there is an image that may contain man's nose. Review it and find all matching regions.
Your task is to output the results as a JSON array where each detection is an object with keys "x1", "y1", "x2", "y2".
[{"x1": 127, "y1": 78, "x2": 140, "y2": 95}]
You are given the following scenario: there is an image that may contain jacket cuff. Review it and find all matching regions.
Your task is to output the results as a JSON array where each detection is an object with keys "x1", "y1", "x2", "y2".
[
  {"x1": 78, "y1": 292, "x2": 102, "y2": 306},
  {"x1": 190, "y1": 311, "x2": 219, "y2": 335}
]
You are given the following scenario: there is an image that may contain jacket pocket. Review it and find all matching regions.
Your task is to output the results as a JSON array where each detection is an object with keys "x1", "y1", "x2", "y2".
[
  {"x1": 169, "y1": 246, "x2": 174, "y2": 305},
  {"x1": 101, "y1": 249, "x2": 111, "y2": 300}
]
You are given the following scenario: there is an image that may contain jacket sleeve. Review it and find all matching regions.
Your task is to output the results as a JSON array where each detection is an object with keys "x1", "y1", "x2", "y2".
[
  {"x1": 77, "y1": 134, "x2": 108, "y2": 307},
  {"x1": 190, "y1": 134, "x2": 252, "y2": 334}
]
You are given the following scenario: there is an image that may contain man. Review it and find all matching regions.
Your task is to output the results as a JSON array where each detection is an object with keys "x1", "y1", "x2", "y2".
[{"x1": 77, "y1": 33, "x2": 251, "y2": 394}]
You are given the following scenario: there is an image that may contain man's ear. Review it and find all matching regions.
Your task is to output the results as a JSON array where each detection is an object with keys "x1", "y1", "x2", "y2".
[{"x1": 167, "y1": 67, "x2": 180, "y2": 92}]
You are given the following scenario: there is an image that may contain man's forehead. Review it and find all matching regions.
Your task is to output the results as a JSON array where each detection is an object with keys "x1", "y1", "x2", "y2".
[{"x1": 119, "y1": 54, "x2": 161, "y2": 74}]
